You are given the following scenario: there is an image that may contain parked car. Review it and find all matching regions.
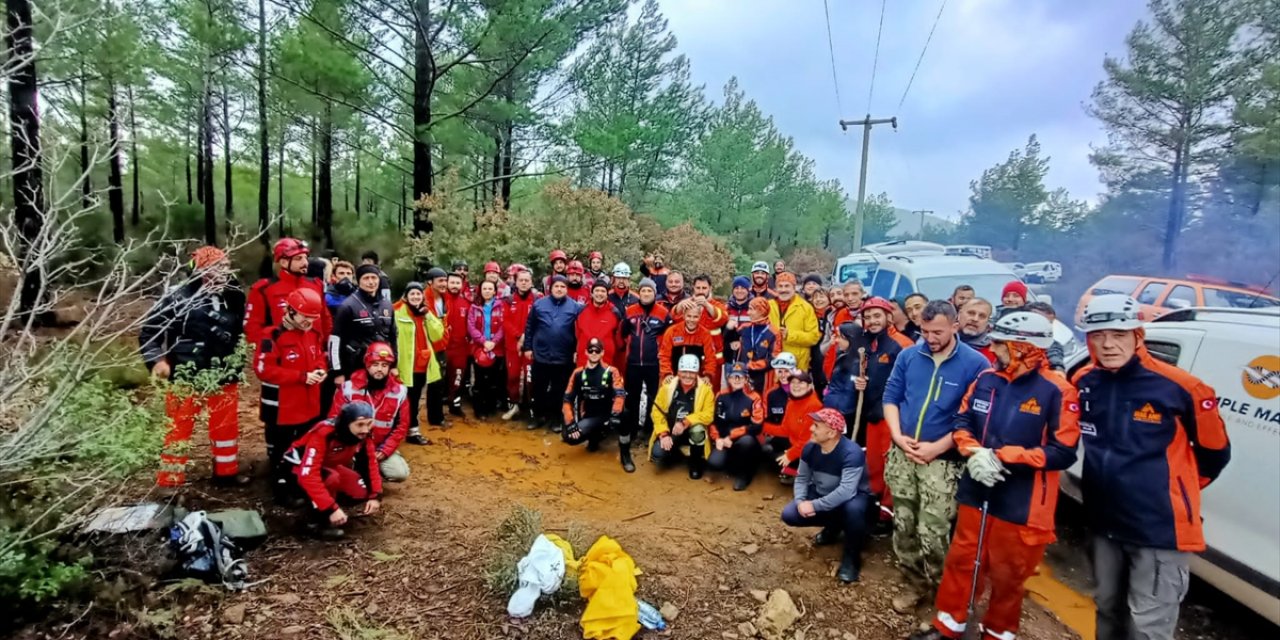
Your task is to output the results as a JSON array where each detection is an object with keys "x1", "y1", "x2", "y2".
[
  {"x1": 1075, "y1": 274, "x2": 1280, "y2": 327},
  {"x1": 1061, "y1": 307, "x2": 1280, "y2": 624},
  {"x1": 832, "y1": 241, "x2": 945, "y2": 286},
  {"x1": 1001, "y1": 262, "x2": 1027, "y2": 277},
  {"x1": 1022, "y1": 261, "x2": 1062, "y2": 283},
  {"x1": 944, "y1": 244, "x2": 993, "y2": 259}
]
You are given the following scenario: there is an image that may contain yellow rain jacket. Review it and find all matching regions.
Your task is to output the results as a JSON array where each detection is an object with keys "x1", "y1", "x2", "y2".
[
  {"x1": 647, "y1": 377, "x2": 716, "y2": 459},
  {"x1": 768, "y1": 296, "x2": 820, "y2": 371},
  {"x1": 394, "y1": 301, "x2": 445, "y2": 384},
  {"x1": 579, "y1": 536, "x2": 641, "y2": 640}
]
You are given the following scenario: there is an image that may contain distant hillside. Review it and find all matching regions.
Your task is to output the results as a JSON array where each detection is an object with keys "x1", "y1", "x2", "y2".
[{"x1": 888, "y1": 207, "x2": 955, "y2": 238}]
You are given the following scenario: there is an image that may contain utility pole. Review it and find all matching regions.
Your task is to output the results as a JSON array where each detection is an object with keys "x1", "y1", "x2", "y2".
[
  {"x1": 840, "y1": 115, "x2": 897, "y2": 252},
  {"x1": 912, "y1": 210, "x2": 934, "y2": 239}
]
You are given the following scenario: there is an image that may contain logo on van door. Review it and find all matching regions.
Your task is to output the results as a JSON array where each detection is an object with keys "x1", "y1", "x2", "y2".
[{"x1": 1242, "y1": 355, "x2": 1280, "y2": 401}]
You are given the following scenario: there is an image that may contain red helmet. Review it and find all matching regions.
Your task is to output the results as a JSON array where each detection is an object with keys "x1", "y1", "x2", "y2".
[
  {"x1": 364, "y1": 342, "x2": 396, "y2": 367},
  {"x1": 549, "y1": 249, "x2": 568, "y2": 263},
  {"x1": 508, "y1": 263, "x2": 528, "y2": 277},
  {"x1": 484, "y1": 261, "x2": 501, "y2": 274},
  {"x1": 588, "y1": 251, "x2": 602, "y2": 261},
  {"x1": 860, "y1": 296, "x2": 895, "y2": 316},
  {"x1": 566, "y1": 260, "x2": 585, "y2": 275},
  {"x1": 273, "y1": 238, "x2": 309, "y2": 262},
  {"x1": 285, "y1": 287, "x2": 324, "y2": 317},
  {"x1": 474, "y1": 349, "x2": 497, "y2": 368}
]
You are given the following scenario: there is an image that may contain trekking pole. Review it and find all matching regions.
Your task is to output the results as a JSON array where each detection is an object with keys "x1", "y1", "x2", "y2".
[
  {"x1": 965, "y1": 496, "x2": 992, "y2": 627},
  {"x1": 849, "y1": 347, "x2": 869, "y2": 441}
]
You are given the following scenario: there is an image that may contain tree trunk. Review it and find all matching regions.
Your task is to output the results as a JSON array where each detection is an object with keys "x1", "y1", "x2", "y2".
[
  {"x1": 354, "y1": 149, "x2": 361, "y2": 216},
  {"x1": 501, "y1": 122, "x2": 514, "y2": 205},
  {"x1": 309, "y1": 120, "x2": 317, "y2": 225},
  {"x1": 202, "y1": 81, "x2": 216, "y2": 245},
  {"x1": 79, "y1": 62, "x2": 90, "y2": 212},
  {"x1": 317, "y1": 104, "x2": 334, "y2": 250},
  {"x1": 411, "y1": 0, "x2": 434, "y2": 236},
  {"x1": 222, "y1": 78, "x2": 233, "y2": 236},
  {"x1": 1162, "y1": 145, "x2": 1187, "y2": 272},
  {"x1": 106, "y1": 75, "x2": 125, "y2": 244},
  {"x1": 128, "y1": 83, "x2": 140, "y2": 225},
  {"x1": 257, "y1": 0, "x2": 270, "y2": 249},
  {"x1": 400, "y1": 171, "x2": 407, "y2": 232},
  {"x1": 196, "y1": 107, "x2": 206, "y2": 205},
  {"x1": 7, "y1": 0, "x2": 46, "y2": 317},
  {"x1": 185, "y1": 122, "x2": 193, "y2": 204},
  {"x1": 277, "y1": 123, "x2": 285, "y2": 237},
  {"x1": 491, "y1": 135, "x2": 501, "y2": 202}
]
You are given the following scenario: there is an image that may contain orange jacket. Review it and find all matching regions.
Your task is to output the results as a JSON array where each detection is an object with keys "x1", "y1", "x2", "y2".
[
  {"x1": 764, "y1": 390, "x2": 822, "y2": 464},
  {"x1": 658, "y1": 321, "x2": 718, "y2": 380}
]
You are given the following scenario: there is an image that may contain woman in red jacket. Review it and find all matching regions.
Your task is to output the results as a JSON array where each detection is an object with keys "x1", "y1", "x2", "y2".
[{"x1": 466, "y1": 280, "x2": 506, "y2": 418}]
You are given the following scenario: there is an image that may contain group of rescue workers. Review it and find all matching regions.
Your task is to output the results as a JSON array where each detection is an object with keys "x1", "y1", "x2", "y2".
[{"x1": 139, "y1": 239, "x2": 1230, "y2": 640}]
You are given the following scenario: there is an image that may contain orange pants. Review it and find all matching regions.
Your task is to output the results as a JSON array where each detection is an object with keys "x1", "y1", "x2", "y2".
[
  {"x1": 158, "y1": 383, "x2": 240, "y2": 487},
  {"x1": 866, "y1": 419, "x2": 894, "y2": 518},
  {"x1": 932, "y1": 504, "x2": 1050, "y2": 639}
]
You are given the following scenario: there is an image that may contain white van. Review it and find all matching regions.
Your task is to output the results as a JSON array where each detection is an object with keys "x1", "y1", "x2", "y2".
[
  {"x1": 831, "y1": 241, "x2": 946, "y2": 286},
  {"x1": 944, "y1": 244, "x2": 993, "y2": 259},
  {"x1": 1023, "y1": 261, "x2": 1062, "y2": 283},
  {"x1": 1062, "y1": 308, "x2": 1280, "y2": 624}
]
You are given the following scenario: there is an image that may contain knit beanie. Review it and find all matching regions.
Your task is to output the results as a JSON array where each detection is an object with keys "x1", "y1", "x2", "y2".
[
  {"x1": 356, "y1": 264, "x2": 381, "y2": 280},
  {"x1": 732, "y1": 276, "x2": 750, "y2": 290},
  {"x1": 638, "y1": 277, "x2": 657, "y2": 292},
  {"x1": 1002, "y1": 280, "x2": 1029, "y2": 300},
  {"x1": 591, "y1": 280, "x2": 609, "y2": 292},
  {"x1": 550, "y1": 274, "x2": 568, "y2": 285},
  {"x1": 403, "y1": 281, "x2": 424, "y2": 295},
  {"x1": 802, "y1": 273, "x2": 823, "y2": 286}
]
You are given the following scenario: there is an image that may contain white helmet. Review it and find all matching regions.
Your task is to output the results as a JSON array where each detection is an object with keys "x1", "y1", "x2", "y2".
[
  {"x1": 990, "y1": 311, "x2": 1055, "y2": 349},
  {"x1": 751, "y1": 261, "x2": 770, "y2": 274},
  {"x1": 770, "y1": 352, "x2": 797, "y2": 370},
  {"x1": 1081, "y1": 294, "x2": 1143, "y2": 332},
  {"x1": 677, "y1": 354, "x2": 701, "y2": 373},
  {"x1": 612, "y1": 262, "x2": 632, "y2": 278}
]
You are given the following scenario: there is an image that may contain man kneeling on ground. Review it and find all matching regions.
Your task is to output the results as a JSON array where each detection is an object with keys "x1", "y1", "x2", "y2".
[
  {"x1": 649, "y1": 354, "x2": 716, "y2": 479},
  {"x1": 781, "y1": 408, "x2": 871, "y2": 583},
  {"x1": 329, "y1": 342, "x2": 411, "y2": 482},
  {"x1": 287, "y1": 402, "x2": 383, "y2": 539},
  {"x1": 562, "y1": 338, "x2": 632, "y2": 472}
]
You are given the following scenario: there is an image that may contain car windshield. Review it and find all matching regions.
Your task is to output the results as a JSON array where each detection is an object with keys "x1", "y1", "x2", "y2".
[
  {"x1": 838, "y1": 262, "x2": 877, "y2": 286},
  {"x1": 917, "y1": 274, "x2": 1022, "y2": 304},
  {"x1": 1203, "y1": 287, "x2": 1280, "y2": 309}
]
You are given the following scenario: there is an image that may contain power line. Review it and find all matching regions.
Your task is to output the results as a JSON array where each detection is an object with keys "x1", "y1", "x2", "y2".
[
  {"x1": 865, "y1": 0, "x2": 886, "y2": 114},
  {"x1": 898, "y1": 0, "x2": 949, "y2": 110},
  {"x1": 822, "y1": 0, "x2": 844, "y2": 116}
]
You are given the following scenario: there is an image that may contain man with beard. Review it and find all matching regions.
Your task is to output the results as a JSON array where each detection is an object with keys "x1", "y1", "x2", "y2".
[
  {"x1": 958, "y1": 298, "x2": 997, "y2": 364},
  {"x1": 576, "y1": 281, "x2": 625, "y2": 367},
  {"x1": 325, "y1": 260, "x2": 357, "y2": 315},
  {"x1": 561, "y1": 338, "x2": 632, "y2": 472},
  {"x1": 649, "y1": 355, "x2": 717, "y2": 479},
  {"x1": 685, "y1": 274, "x2": 728, "y2": 388},
  {"x1": 543, "y1": 249, "x2": 569, "y2": 293},
  {"x1": 443, "y1": 273, "x2": 472, "y2": 416},
  {"x1": 659, "y1": 302, "x2": 718, "y2": 384},
  {"x1": 908, "y1": 312, "x2": 1080, "y2": 640},
  {"x1": 452, "y1": 260, "x2": 472, "y2": 300},
  {"x1": 246, "y1": 237, "x2": 330, "y2": 349},
  {"x1": 621, "y1": 278, "x2": 672, "y2": 439},
  {"x1": 607, "y1": 263, "x2": 638, "y2": 314},
  {"x1": 882, "y1": 300, "x2": 991, "y2": 612},
  {"x1": 286, "y1": 402, "x2": 382, "y2": 539},
  {"x1": 503, "y1": 268, "x2": 542, "y2": 421},
  {"x1": 564, "y1": 260, "x2": 592, "y2": 304},
  {"x1": 640, "y1": 252, "x2": 671, "y2": 297},
  {"x1": 423, "y1": 268, "x2": 451, "y2": 427},
  {"x1": 949, "y1": 285, "x2": 975, "y2": 311},
  {"x1": 662, "y1": 271, "x2": 689, "y2": 308},
  {"x1": 392, "y1": 282, "x2": 444, "y2": 445},
  {"x1": 523, "y1": 276, "x2": 584, "y2": 432},
  {"x1": 330, "y1": 343, "x2": 411, "y2": 482},
  {"x1": 586, "y1": 251, "x2": 610, "y2": 287},
  {"x1": 330, "y1": 264, "x2": 397, "y2": 383},
  {"x1": 750, "y1": 262, "x2": 775, "y2": 299}
]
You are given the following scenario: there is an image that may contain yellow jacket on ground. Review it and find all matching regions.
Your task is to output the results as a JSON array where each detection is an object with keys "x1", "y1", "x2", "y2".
[
  {"x1": 648, "y1": 377, "x2": 716, "y2": 459},
  {"x1": 768, "y1": 296, "x2": 820, "y2": 370},
  {"x1": 579, "y1": 536, "x2": 641, "y2": 640}
]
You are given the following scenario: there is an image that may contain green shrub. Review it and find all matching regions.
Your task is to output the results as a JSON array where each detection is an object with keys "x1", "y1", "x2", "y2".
[{"x1": 483, "y1": 505, "x2": 590, "y2": 603}]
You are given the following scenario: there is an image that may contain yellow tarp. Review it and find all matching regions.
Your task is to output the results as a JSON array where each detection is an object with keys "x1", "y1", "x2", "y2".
[{"x1": 578, "y1": 536, "x2": 641, "y2": 640}]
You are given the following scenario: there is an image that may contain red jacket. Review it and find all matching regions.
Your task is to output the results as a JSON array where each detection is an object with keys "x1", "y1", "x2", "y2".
[
  {"x1": 698, "y1": 299, "x2": 729, "y2": 386},
  {"x1": 658, "y1": 321, "x2": 718, "y2": 380},
  {"x1": 575, "y1": 300, "x2": 624, "y2": 367},
  {"x1": 466, "y1": 300, "x2": 506, "y2": 360},
  {"x1": 764, "y1": 391, "x2": 823, "y2": 463},
  {"x1": 444, "y1": 292, "x2": 471, "y2": 355},
  {"x1": 290, "y1": 421, "x2": 382, "y2": 513},
  {"x1": 564, "y1": 282, "x2": 591, "y2": 304},
  {"x1": 245, "y1": 270, "x2": 331, "y2": 348},
  {"x1": 255, "y1": 324, "x2": 327, "y2": 426},
  {"x1": 328, "y1": 370, "x2": 410, "y2": 458},
  {"x1": 503, "y1": 289, "x2": 541, "y2": 356}
]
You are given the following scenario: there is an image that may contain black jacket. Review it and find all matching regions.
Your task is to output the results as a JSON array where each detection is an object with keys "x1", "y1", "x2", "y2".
[
  {"x1": 330, "y1": 289, "x2": 396, "y2": 375},
  {"x1": 139, "y1": 278, "x2": 245, "y2": 384}
]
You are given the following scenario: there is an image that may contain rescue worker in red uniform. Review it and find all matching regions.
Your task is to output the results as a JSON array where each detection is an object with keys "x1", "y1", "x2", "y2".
[
  {"x1": 762, "y1": 370, "x2": 822, "y2": 484},
  {"x1": 422, "y1": 268, "x2": 451, "y2": 426},
  {"x1": 564, "y1": 260, "x2": 592, "y2": 304},
  {"x1": 245, "y1": 238, "x2": 330, "y2": 349},
  {"x1": 561, "y1": 337, "x2": 631, "y2": 471},
  {"x1": 586, "y1": 251, "x2": 610, "y2": 287},
  {"x1": 607, "y1": 263, "x2": 638, "y2": 314},
  {"x1": 287, "y1": 402, "x2": 383, "y2": 539},
  {"x1": 483, "y1": 261, "x2": 512, "y2": 298},
  {"x1": 621, "y1": 278, "x2": 672, "y2": 439},
  {"x1": 452, "y1": 260, "x2": 473, "y2": 300},
  {"x1": 688, "y1": 274, "x2": 728, "y2": 388},
  {"x1": 443, "y1": 272, "x2": 471, "y2": 416},
  {"x1": 329, "y1": 342, "x2": 411, "y2": 482},
  {"x1": 708, "y1": 362, "x2": 766, "y2": 491},
  {"x1": 255, "y1": 287, "x2": 328, "y2": 504},
  {"x1": 542, "y1": 249, "x2": 569, "y2": 293},
  {"x1": 910, "y1": 312, "x2": 1080, "y2": 640},
  {"x1": 503, "y1": 268, "x2": 541, "y2": 421},
  {"x1": 140, "y1": 246, "x2": 248, "y2": 488},
  {"x1": 1072, "y1": 295, "x2": 1231, "y2": 640},
  {"x1": 575, "y1": 280, "x2": 624, "y2": 367},
  {"x1": 658, "y1": 302, "x2": 718, "y2": 383}
]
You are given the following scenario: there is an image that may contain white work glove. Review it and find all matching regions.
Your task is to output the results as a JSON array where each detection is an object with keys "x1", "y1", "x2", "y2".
[{"x1": 966, "y1": 447, "x2": 1009, "y2": 488}]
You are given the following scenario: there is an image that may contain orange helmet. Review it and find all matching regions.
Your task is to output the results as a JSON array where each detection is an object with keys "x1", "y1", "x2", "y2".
[
  {"x1": 549, "y1": 249, "x2": 568, "y2": 263},
  {"x1": 364, "y1": 342, "x2": 396, "y2": 367},
  {"x1": 285, "y1": 288, "x2": 324, "y2": 317}
]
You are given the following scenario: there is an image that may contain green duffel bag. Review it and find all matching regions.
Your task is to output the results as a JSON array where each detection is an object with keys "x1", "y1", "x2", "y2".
[{"x1": 206, "y1": 509, "x2": 268, "y2": 549}]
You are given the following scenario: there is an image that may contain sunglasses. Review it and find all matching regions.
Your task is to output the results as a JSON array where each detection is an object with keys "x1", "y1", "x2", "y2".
[{"x1": 586, "y1": 347, "x2": 604, "y2": 354}]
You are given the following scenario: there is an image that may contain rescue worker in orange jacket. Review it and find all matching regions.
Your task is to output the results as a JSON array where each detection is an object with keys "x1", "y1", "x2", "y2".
[
  {"x1": 575, "y1": 281, "x2": 625, "y2": 367},
  {"x1": 688, "y1": 274, "x2": 728, "y2": 387},
  {"x1": 910, "y1": 312, "x2": 1080, "y2": 640},
  {"x1": 329, "y1": 343, "x2": 411, "y2": 483},
  {"x1": 1072, "y1": 295, "x2": 1230, "y2": 640},
  {"x1": 658, "y1": 302, "x2": 718, "y2": 382},
  {"x1": 255, "y1": 287, "x2": 328, "y2": 504},
  {"x1": 708, "y1": 362, "x2": 766, "y2": 491},
  {"x1": 729, "y1": 297, "x2": 781, "y2": 394},
  {"x1": 763, "y1": 370, "x2": 822, "y2": 484},
  {"x1": 561, "y1": 338, "x2": 630, "y2": 471},
  {"x1": 286, "y1": 402, "x2": 382, "y2": 539}
]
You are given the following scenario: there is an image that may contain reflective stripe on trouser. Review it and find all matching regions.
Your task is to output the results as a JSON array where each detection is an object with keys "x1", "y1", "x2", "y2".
[
  {"x1": 866, "y1": 419, "x2": 894, "y2": 517},
  {"x1": 157, "y1": 383, "x2": 240, "y2": 487},
  {"x1": 931, "y1": 504, "x2": 1049, "y2": 639},
  {"x1": 884, "y1": 445, "x2": 960, "y2": 586}
]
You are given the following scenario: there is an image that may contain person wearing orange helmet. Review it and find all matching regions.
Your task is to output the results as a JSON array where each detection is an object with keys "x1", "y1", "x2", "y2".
[
  {"x1": 543, "y1": 249, "x2": 569, "y2": 292},
  {"x1": 140, "y1": 246, "x2": 248, "y2": 489},
  {"x1": 483, "y1": 261, "x2": 511, "y2": 298},
  {"x1": 563, "y1": 260, "x2": 592, "y2": 304},
  {"x1": 245, "y1": 237, "x2": 330, "y2": 349},
  {"x1": 329, "y1": 342, "x2": 411, "y2": 482},
  {"x1": 585, "y1": 250, "x2": 610, "y2": 287},
  {"x1": 255, "y1": 287, "x2": 328, "y2": 504}
]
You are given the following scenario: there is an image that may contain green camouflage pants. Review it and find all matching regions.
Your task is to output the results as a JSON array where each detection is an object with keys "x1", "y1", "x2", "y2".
[{"x1": 885, "y1": 446, "x2": 961, "y2": 587}]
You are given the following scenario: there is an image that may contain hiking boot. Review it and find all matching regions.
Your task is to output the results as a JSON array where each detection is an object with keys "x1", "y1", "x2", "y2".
[
  {"x1": 449, "y1": 405, "x2": 465, "y2": 417},
  {"x1": 906, "y1": 630, "x2": 945, "y2": 640},
  {"x1": 586, "y1": 438, "x2": 601, "y2": 453},
  {"x1": 549, "y1": 422, "x2": 563, "y2": 434},
  {"x1": 837, "y1": 552, "x2": 861, "y2": 583},
  {"x1": 619, "y1": 447, "x2": 636, "y2": 473},
  {"x1": 891, "y1": 589, "x2": 923, "y2": 614},
  {"x1": 813, "y1": 526, "x2": 841, "y2": 546},
  {"x1": 873, "y1": 517, "x2": 894, "y2": 538},
  {"x1": 405, "y1": 433, "x2": 430, "y2": 446},
  {"x1": 526, "y1": 418, "x2": 542, "y2": 430},
  {"x1": 303, "y1": 521, "x2": 346, "y2": 540},
  {"x1": 212, "y1": 474, "x2": 253, "y2": 488},
  {"x1": 778, "y1": 473, "x2": 795, "y2": 486},
  {"x1": 733, "y1": 476, "x2": 752, "y2": 492},
  {"x1": 502, "y1": 405, "x2": 520, "y2": 421}
]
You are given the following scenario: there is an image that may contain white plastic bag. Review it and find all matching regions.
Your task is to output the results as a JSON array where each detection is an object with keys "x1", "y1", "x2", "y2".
[{"x1": 506, "y1": 534, "x2": 567, "y2": 617}]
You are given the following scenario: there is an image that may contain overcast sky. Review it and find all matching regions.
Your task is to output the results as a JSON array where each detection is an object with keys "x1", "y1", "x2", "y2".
[{"x1": 657, "y1": 0, "x2": 1152, "y2": 219}]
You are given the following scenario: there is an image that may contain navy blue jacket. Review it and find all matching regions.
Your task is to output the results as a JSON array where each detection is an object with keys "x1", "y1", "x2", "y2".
[{"x1": 524, "y1": 294, "x2": 583, "y2": 365}]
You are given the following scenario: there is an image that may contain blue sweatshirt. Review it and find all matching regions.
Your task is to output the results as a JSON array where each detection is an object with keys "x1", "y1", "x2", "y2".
[
  {"x1": 794, "y1": 437, "x2": 869, "y2": 512},
  {"x1": 883, "y1": 339, "x2": 990, "y2": 443}
]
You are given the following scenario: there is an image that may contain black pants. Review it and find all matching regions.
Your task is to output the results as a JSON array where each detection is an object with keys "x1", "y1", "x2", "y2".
[
  {"x1": 708, "y1": 435, "x2": 762, "y2": 480},
  {"x1": 782, "y1": 493, "x2": 870, "y2": 556},
  {"x1": 650, "y1": 431, "x2": 705, "y2": 468},
  {"x1": 318, "y1": 374, "x2": 338, "y2": 418},
  {"x1": 762, "y1": 437, "x2": 800, "y2": 473},
  {"x1": 530, "y1": 361, "x2": 574, "y2": 422},
  {"x1": 265, "y1": 419, "x2": 313, "y2": 491},
  {"x1": 425, "y1": 378, "x2": 447, "y2": 425},
  {"x1": 624, "y1": 364, "x2": 660, "y2": 438},
  {"x1": 472, "y1": 359, "x2": 506, "y2": 417},
  {"x1": 407, "y1": 371, "x2": 428, "y2": 430},
  {"x1": 562, "y1": 416, "x2": 626, "y2": 447}
]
